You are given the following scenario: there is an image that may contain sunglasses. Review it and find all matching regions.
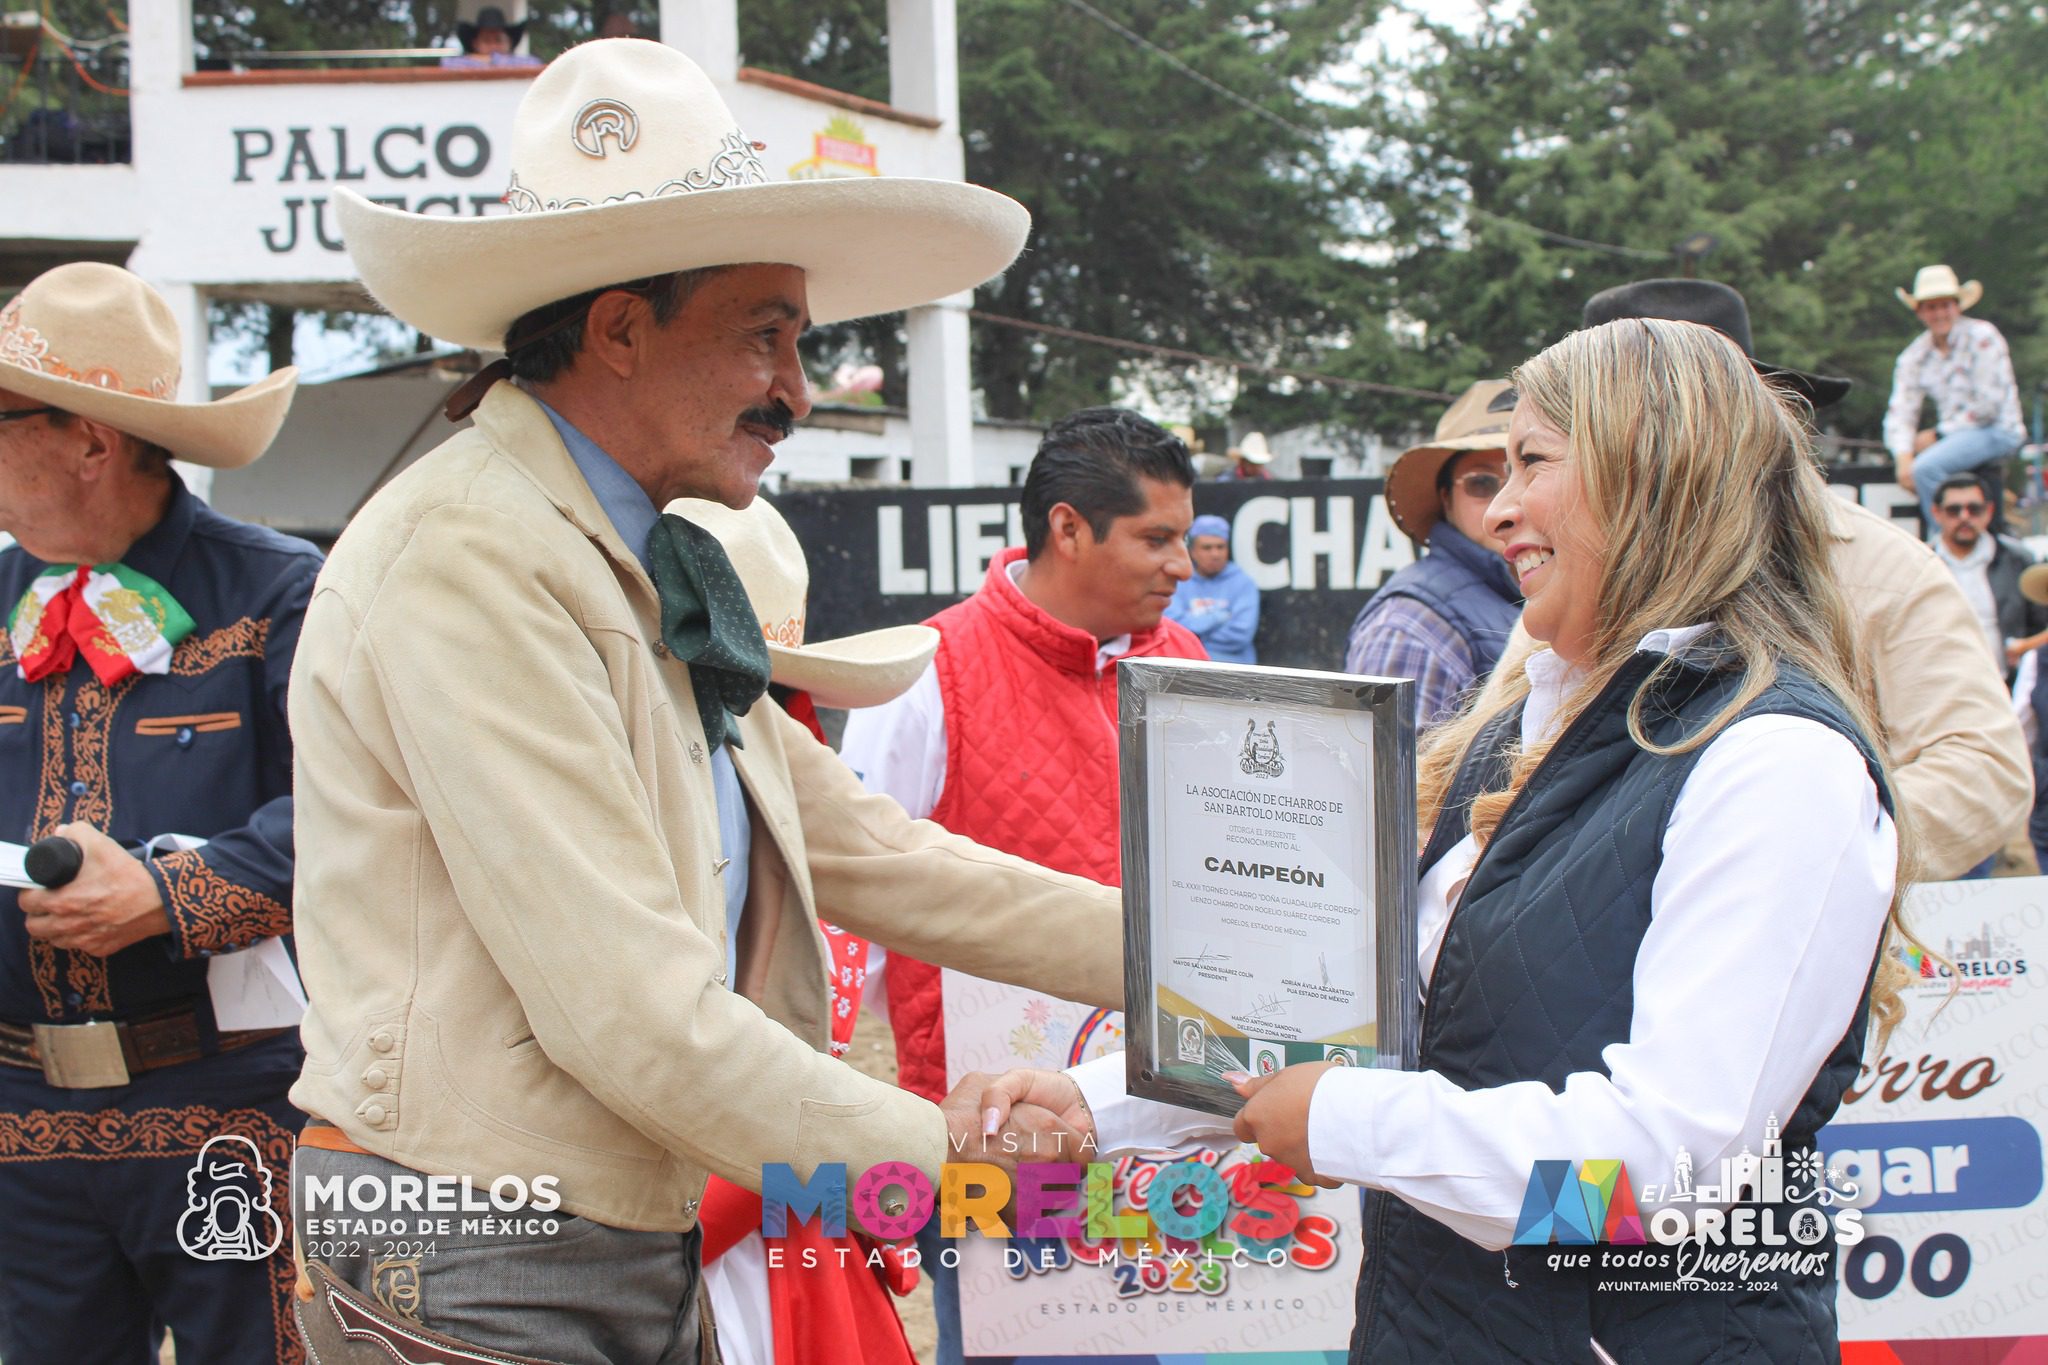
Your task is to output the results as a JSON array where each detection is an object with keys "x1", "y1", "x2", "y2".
[
  {"x1": 1938, "y1": 502, "x2": 1989, "y2": 517},
  {"x1": 1451, "y1": 470, "x2": 1503, "y2": 500},
  {"x1": 0, "y1": 406, "x2": 56, "y2": 425}
]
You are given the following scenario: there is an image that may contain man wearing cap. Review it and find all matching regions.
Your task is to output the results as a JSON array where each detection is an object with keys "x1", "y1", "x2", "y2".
[
  {"x1": 0, "y1": 263, "x2": 315, "y2": 1362},
  {"x1": 1886, "y1": 265, "x2": 2025, "y2": 531},
  {"x1": 1481, "y1": 278, "x2": 2031, "y2": 881},
  {"x1": 291, "y1": 40, "x2": 1119, "y2": 1362},
  {"x1": 1166, "y1": 513, "x2": 1259, "y2": 664},
  {"x1": 838, "y1": 406, "x2": 1204, "y2": 1363},
  {"x1": 1342, "y1": 381, "x2": 1519, "y2": 727}
]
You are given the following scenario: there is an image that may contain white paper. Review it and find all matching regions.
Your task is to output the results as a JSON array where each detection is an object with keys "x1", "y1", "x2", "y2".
[
  {"x1": 208, "y1": 935, "x2": 307, "y2": 1030},
  {"x1": 0, "y1": 841, "x2": 34, "y2": 890},
  {"x1": 144, "y1": 835, "x2": 307, "y2": 1030}
]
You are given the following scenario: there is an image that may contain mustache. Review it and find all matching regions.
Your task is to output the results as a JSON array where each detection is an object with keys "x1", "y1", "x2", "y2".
[{"x1": 739, "y1": 401, "x2": 796, "y2": 441}]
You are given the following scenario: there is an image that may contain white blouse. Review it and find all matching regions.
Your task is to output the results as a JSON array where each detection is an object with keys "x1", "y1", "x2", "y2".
[{"x1": 1072, "y1": 627, "x2": 1897, "y2": 1250}]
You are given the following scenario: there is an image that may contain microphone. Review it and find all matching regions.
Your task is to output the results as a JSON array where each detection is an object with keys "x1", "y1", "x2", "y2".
[{"x1": 24, "y1": 836, "x2": 83, "y2": 889}]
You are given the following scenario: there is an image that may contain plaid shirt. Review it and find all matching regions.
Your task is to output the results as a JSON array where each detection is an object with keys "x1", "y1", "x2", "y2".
[
  {"x1": 1344, "y1": 596, "x2": 1478, "y2": 728},
  {"x1": 1885, "y1": 315, "x2": 2024, "y2": 455}
]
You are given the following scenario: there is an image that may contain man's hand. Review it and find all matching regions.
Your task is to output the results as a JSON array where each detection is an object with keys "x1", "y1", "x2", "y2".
[
  {"x1": 1894, "y1": 454, "x2": 1916, "y2": 494},
  {"x1": 16, "y1": 823, "x2": 170, "y2": 957},
  {"x1": 939, "y1": 1070, "x2": 1093, "y2": 1173},
  {"x1": 1228, "y1": 1062, "x2": 1343, "y2": 1188}
]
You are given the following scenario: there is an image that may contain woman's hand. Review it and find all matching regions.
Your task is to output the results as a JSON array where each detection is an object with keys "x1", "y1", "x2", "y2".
[
  {"x1": 974, "y1": 1068, "x2": 1096, "y2": 1150},
  {"x1": 1228, "y1": 1062, "x2": 1344, "y2": 1187}
]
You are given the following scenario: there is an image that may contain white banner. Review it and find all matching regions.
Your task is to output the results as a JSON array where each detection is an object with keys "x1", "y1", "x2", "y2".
[
  {"x1": 943, "y1": 972, "x2": 1359, "y2": 1358},
  {"x1": 1826, "y1": 876, "x2": 2048, "y2": 1354}
]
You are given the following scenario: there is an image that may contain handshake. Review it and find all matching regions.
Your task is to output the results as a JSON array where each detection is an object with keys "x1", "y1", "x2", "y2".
[{"x1": 935, "y1": 1068, "x2": 1096, "y2": 1179}]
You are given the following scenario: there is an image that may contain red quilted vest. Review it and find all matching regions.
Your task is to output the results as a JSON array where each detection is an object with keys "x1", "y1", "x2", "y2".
[{"x1": 885, "y1": 548, "x2": 1206, "y2": 1100}]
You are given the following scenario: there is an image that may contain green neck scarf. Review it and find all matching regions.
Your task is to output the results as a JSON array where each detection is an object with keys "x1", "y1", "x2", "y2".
[{"x1": 645, "y1": 512, "x2": 771, "y2": 751}]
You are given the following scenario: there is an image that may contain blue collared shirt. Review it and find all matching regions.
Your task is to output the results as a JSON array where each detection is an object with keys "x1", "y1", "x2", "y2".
[{"x1": 536, "y1": 396, "x2": 750, "y2": 983}]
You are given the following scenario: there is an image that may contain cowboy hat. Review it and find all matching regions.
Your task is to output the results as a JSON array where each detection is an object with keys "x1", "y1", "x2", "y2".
[
  {"x1": 0, "y1": 263, "x2": 295, "y2": 469},
  {"x1": 1385, "y1": 380, "x2": 1514, "y2": 543},
  {"x1": 456, "y1": 6, "x2": 527, "y2": 52},
  {"x1": 1228, "y1": 431, "x2": 1272, "y2": 465},
  {"x1": 336, "y1": 40, "x2": 1030, "y2": 352},
  {"x1": 1582, "y1": 278, "x2": 1852, "y2": 409},
  {"x1": 670, "y1": 495, "x2": 938, "y2": 709},
  {"x1": 1897, "y1": 264, "x2": 1983, "y2": 312},
  {"x1": 2021, "y1": 563, "x2": 2048, "y2": 609}
]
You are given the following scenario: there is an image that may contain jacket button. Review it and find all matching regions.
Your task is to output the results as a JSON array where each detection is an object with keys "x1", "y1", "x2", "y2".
[
  {"x1": 362, "y1": 1101, "x2": 388, "y2": 1125},
  {"x1": 653, "y1": 641, "x2": 672, "y2": 659},
  {"x1": 68, "y1": 780, "x2": 87, "y2": 796},
  {"x1": 684, "y1": 1197, "x2": 699, "y2": 1217},
  {"x1": 370, "y1": 1030, "x2": 395, "y2": 1054},
  {"x1": 363, "y1": 1066, "x2": 389, "y2": 1089},
  {"x1": 176, "y1": 727, "x2": 194, "y2": 747}
]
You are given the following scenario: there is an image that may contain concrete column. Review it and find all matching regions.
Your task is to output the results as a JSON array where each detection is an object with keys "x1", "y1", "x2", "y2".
[
  {"x1": 661, "y1": 0, "x2": 740, "y2": 82},
  {"x1": 887, "y1": 0, "x2": 961, "y2": 141},
  {"x1": 906, "y1": 299, "x2": 977, "y2": 487},
  {"x1": 155, "y1": 281, "x2": 215, "y2": 502}
]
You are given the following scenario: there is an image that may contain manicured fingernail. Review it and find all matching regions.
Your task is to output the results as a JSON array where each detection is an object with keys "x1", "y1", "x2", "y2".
[
  {"x1": 983, "y1": 1107, "x2": 1001, "y2": 1136},
  {"x1": 1222, "y1": 1071, "x2": 1251, "y2": 1086}
]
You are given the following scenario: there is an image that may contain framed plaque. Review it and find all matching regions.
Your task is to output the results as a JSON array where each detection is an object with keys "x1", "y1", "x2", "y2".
[{"x1": 1120, "y1": 658, "x2": 1417, "y2": 1115}]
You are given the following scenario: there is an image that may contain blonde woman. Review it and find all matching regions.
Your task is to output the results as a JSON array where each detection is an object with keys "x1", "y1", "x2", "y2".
[{"x1": 985, "y1": 318, "x2": 1908, "y2": 1363}]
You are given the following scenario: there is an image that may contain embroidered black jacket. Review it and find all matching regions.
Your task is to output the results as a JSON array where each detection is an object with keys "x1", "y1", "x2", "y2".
[{"x1": 0, "y1": 479, "x2": 321, "y2": 1023}]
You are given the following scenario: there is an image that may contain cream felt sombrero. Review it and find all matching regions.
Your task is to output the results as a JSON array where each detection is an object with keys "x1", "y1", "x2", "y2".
[
  {"x1": 0, "y1": 263, "x2": 296, "y2": 469},
  {"x1": 1897, "y1": 265, "x2": 1983, "y2": 312},
  {"x1": 336, "y1": 40, "x2": 1031, "y2": 351},
  {"x1": 671, "y1": 495, "x2": 937, "y2": 709},
  {"x1": 1385, "y1": 379, "x2": 1516, "y2": 542}
]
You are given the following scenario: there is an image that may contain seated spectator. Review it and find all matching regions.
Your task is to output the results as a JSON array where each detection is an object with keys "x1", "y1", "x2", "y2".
[
  {"x1": 1165, "y1": 514, "x2": 1259, "y2": 663},
  {"x1": 1344, "y1": 380, "x2": 1520, "y2": 726},
  {"x1": 445, "y1": 6, "x2": 543, "y2": 67},
  {"x1": 1927, "y1": 473, "x2": 2048, "y2": 680},
  {"x1": 1887, "y1": 265, "x2": 2026, "y2": 532}
]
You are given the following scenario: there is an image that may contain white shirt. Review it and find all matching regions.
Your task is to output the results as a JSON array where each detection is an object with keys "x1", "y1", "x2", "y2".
[
  {"x1": 1074, "y1": 626, "x2": 1897, "y2": 1251},
  {"x1": 1933, "y1": 534, "x2": 2003, "y2": 669}
]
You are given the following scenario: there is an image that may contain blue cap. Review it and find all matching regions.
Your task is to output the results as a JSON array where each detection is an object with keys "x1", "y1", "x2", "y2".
[{"x1": 1189, "y1": 515, "x2": 1230, "y2": 541}]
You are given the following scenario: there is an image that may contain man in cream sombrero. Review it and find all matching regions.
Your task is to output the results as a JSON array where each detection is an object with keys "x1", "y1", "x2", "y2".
[
  {"x1": 0, "y1": 263, "x2": 318, "y2": 1363},
  {"x1": 288, "y1": 39, "x2": 1119, "y2": 1362},
  {"x1": 1886, "y1": 264, "x2": 2025, "y2": 531}
]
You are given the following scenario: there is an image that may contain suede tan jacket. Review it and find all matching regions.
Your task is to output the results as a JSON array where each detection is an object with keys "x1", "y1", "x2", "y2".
[{"x1": 288, "y1": 384, "x2": 1122, "y2": 1231}]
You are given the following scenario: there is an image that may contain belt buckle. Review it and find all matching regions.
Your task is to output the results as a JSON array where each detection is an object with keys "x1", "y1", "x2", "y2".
[{"x1": 31, "y1": 1021, "x2": 132, "y2": 1088}]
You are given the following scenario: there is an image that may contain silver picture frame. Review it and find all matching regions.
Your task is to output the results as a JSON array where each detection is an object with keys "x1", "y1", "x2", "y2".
[{"x1": 1119, "y1": 658, "x2": 1417, "y2": 1116}]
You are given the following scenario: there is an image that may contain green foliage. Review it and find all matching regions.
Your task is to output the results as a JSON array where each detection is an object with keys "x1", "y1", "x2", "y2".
[
  {"x1": 1348, "y1": 0, "x2": 2048, "y2": 441},
  {"x1": 742, "y1": 0, "x2": 1379, "y2": 422}
]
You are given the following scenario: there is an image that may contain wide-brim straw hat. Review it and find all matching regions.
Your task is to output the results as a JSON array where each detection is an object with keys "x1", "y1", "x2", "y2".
[
  {"x1": 2021, "y1": 564, "x2": 2048, "y2": 608},
  {"x1": 1897, "y1": 264, "x2": 1983, "y2": 312},
  {"x1": 1385, "y1": 380, "x2": 1515, "y2": 543},
  {"x1": 1582, "y1": 278, "x2": 1852, "y2": 409},
  {"x1": 671, "y1": 495, "x2": 938, "y2": 709},
  {"x1": 337, "y1": 40, "x2": 1030, "y2": 351},
  {"x1": 0, "y1": 263, "x2": 295, "y2": 469}
]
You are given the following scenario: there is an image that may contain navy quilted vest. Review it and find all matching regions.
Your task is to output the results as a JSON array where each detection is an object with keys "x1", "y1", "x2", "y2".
[
  {"x1": 1350, "y1": 651, "x2": 1891, "y2": 1365},
  {"x1": 1352, "y1": 521, "x2": 1523, "y2": 680}
]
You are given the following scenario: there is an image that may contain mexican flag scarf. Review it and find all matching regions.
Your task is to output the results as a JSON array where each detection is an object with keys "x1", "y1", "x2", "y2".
[{"x1": 8, "y1": 563, "x2": 195, "y2": 685}]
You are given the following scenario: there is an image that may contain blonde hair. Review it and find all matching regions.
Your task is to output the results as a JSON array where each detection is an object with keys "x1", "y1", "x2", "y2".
[{"x1": 1417, "y1": 318, "x2": 1916, "y2": 1042}]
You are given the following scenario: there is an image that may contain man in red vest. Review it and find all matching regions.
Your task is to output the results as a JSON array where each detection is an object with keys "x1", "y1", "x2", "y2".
[{"x1": 839, "y1": 406, "x2": 1207, "y2": 1361}]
